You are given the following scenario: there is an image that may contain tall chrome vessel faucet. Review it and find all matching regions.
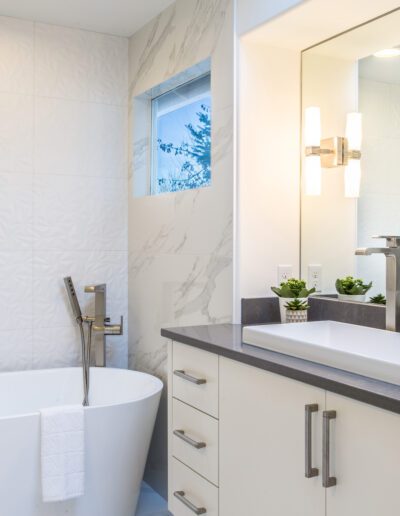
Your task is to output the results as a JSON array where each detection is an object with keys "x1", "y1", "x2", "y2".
[
  {"x1": 355, "y1": 235, "x2": 400, "y2": 331},
  {"x1": 84, "y1": 284, "x2": 123, "y2": 367}
]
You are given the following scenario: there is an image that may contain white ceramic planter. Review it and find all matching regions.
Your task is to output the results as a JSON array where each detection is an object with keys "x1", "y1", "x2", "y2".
[
  {"x1": 337, "y1": 294, "x2": 366, "y2": 302},
  {"x1": 286, "y1": 310, "x2": 308, "y2": 323},
  {"x1": 279, "y1": 297, "x2": 308, "y2": 323}
]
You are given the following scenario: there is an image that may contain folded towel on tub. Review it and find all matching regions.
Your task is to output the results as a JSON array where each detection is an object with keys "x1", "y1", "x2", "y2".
[{"x1": 40, "y1": 405, "x2": 85, "y2": 502}]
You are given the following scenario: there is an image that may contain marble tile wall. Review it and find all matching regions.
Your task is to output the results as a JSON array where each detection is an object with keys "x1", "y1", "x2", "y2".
[
  {"x1": 128, "y1": 0, "x2": 234, "y2": 497},
  {"x1": 0, "y1": 17, "x2": 129, "y2": 370}
]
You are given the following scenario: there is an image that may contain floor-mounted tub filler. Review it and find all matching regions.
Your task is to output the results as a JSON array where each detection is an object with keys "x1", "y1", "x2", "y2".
[{"x1": 0, "y1": 367, "x2": 162, "y2": 516}]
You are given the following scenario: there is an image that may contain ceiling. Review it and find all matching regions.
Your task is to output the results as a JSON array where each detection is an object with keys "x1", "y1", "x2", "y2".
[{"x1": 0, "y1": 0, "x2": 175, "y2": 37}]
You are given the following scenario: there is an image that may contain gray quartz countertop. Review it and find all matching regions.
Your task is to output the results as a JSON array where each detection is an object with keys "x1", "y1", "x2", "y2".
[{"x1": 161, "y1": 323, "x2": 400, "y2": 414}]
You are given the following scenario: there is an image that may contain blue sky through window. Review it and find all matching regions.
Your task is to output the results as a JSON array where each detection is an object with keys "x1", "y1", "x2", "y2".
[{"x1": 152, "y1": 74, "x2": 211, "y2": 194}]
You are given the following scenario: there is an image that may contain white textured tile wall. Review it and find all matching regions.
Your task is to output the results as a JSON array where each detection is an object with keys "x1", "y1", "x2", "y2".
[
  {"x1": 128, "y1": 0, "x2": 234, "y2": 497},
  {"x1": 0, "y1": 17, "x2": 128, "y2": 372},
  {"x1": 0, "y1": 17, "x2": 34, "y2": 95},
  {"x1": 35, "y1": 98, "x2": 127, "y2": 178}
]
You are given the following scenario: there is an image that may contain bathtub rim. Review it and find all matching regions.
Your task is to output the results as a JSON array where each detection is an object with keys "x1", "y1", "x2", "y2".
[{"x1": 0, "y1": 367, "x2": 163, "y2": 421}]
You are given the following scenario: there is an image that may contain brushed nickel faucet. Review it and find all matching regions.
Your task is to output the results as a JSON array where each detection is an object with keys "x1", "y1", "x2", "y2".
[
  {"x1": 355, "y1": 235, "x2": 400, "y2": 331},
  {"x1": 84, "y1": 284, "x2": 123, "y2": 367},
  {"x1": 64, "y1": 277, "x2": 123, "y2": 403}
]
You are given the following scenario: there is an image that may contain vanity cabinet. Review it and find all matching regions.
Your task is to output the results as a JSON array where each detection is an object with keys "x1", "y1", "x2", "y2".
[
  {"x1": 219, "y1": 357, "x2": 325, "y2": 516},
  {"x1": 169, "y1": 342, "x2": 220, "y2": 516},
  {"x1": 168, "y1": 342, "x2": 400, "y2": 516},
  {"x1": 325, "y1": 392, "x2": 400, "y2": 516}
]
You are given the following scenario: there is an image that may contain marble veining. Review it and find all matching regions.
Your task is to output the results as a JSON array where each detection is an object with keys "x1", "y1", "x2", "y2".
[
  {"x1": 129, "y1": 1, "x2": 230, "y2": 96},
  {"x1": 129, "y1": 7, "x2": 177, "y2": 96},
  {"x1": 166, "y1": 0, "x2": 229, "y2": 78},
  {"x1": 173, "y1": 219, "x2": 232, "y2": 322},
  {"x1": 128, "y1": 0, "x2": 234, "y2": 371},
  {"x1": 128, "y1": 0, "x2": 234, "y2": 497}
]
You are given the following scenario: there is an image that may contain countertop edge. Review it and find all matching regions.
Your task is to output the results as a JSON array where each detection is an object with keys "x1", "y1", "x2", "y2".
[{"x1": 161, "y1": 326, "x2": 400, "y2": 415}]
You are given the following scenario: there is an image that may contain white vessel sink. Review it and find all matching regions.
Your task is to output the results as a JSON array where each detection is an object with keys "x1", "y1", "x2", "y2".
[{"x1": 243, "y1": 321, "x2": 400, "y2": 386}]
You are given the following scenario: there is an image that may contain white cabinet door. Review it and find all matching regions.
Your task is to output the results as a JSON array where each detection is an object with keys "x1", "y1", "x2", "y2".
[
  {"x1": 219, "y1": 357, "x2": 325, "y2": 516},
  {"x1": 326, "y1": 392, "x2": 400, "y2": 516}
]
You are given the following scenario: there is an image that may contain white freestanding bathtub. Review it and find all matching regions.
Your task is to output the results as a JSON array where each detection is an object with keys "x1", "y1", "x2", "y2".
[{"x1": 0, "y1": 367, "x2": 163, "y2": 516}]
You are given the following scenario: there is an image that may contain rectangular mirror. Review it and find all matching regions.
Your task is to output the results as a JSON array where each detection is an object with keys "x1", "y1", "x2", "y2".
[{"x1": 301, "y1": 8, "x2": 400, "y2": 300}]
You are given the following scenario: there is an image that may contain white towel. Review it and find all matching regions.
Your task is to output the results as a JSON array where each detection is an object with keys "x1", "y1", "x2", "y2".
[{"x1": 40, "y1": 405, "x2": 85, "y2": 502}]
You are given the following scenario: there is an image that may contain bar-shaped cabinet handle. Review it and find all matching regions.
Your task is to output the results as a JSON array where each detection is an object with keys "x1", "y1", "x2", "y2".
[
  {"x1": 173, "y1": 429, "x2": 206, "y2": 449},
  {"x1": 173, "y1": 369, "x2": 206, "y2": 385},
  {"x1": 305, "y1": 404, "x2": 319, "y2": 478},
  {"x1": 322, "y1": 410, "x2": 337, "y2": 488},
  {"x1": 173, "y1": 490, "x2": 207, "y2": 514}
]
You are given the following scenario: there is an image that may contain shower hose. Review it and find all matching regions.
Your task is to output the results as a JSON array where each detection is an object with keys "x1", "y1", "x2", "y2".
[{"x1": 78, "y1": 319, "x2": 92, "y2": 406}]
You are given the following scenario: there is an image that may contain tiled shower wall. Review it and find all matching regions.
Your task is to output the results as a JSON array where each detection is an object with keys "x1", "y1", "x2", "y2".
[
  {"x1": 128, "y1": 0, "x2": 234, "y2": 497},
  {"x1": 0, "y1": 17, "x2": 129, "y2": 370}
]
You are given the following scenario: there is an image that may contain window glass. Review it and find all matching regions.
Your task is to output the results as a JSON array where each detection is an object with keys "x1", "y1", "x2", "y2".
[{"x1": 151, "y1": 73, "x2": 211, "y2": 194}]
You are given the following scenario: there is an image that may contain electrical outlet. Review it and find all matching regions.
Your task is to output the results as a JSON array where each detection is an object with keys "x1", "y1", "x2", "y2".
[
  {"x1": 308, "y1": 264, "x2": 322, "y2": 292},
  {"x1": 277, "y1": 265, "x2": 293, "y2": 285}
]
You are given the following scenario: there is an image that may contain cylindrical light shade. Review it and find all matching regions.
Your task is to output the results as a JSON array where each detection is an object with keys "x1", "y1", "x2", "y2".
[
  {"x1": 346, "y1": 112, "x2": 362, "y2": 151},
  {"x1": 305, "y1": 155, "x2": 321, "y2": 196},
  {"x1": 345, "y1": 159, "x2": 361, "y2": 198},
  {"x1": 304, "y1": 107, "x2": 321, "y2": 147}
]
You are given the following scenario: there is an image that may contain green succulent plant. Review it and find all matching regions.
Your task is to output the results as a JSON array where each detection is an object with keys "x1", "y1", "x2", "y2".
[
  {"x1": 284, "y1": 298, "x2": 310, "y2": 311},
  {"x1": 335, "y1": 276, "x2": 372, "y2": 296},
  {"x1": 271, "y1": 278, "x2": 315, "y2": 298},
  {"x1": 369, "y1": 293, "x2": 386, "y2": 305}
]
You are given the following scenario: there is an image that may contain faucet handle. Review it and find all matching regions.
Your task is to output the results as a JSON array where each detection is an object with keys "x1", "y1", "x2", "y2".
[
  {"x1": 93, "y1": 316, "x2": 123, "y2": 335},
  {"x1": 104, "y1": 316, "x2": 123, "y2": 336},
  {"x1": 373, "y1": 236, "x2": 400, "y2": 248}
]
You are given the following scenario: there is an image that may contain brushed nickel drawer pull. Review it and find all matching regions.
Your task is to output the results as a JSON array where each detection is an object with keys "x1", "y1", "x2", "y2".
[
  {"x1": 322, "y1": 410, "x2": 337, "y2": 488},
  {"x1": 174, "y1": 369, "x2": 206, "y2": 385},
  {"x1": 174, "y1": 490, "x2": 207, "y2": 514},
  {"x1": 173, "y1": 429, "x2": 206, "y2": 449},
  {"x1": 305, "y1": 404, "x2": 319, "y2": 478}
]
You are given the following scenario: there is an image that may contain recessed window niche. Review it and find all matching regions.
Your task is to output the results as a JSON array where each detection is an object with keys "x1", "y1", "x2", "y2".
[{"x1": 131, "y1": 58, "x2": 211, "y2": 197}]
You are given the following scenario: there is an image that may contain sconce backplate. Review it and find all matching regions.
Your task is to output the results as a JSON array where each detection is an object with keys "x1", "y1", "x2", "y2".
[{"x1": 320, "y1": 137, "x2": 346, "y2": 168}]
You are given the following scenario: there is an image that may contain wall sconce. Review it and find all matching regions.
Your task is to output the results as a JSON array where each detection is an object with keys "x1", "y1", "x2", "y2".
[
  {"x1": 344, "y1": 112, "x2": 362, "y2": 198},
  {"x1": 304, "y1": 107, "x2": 362, "y2": 197},
  {"x1": 304, "y1": 107, "x2": 322, "y2": 196}
]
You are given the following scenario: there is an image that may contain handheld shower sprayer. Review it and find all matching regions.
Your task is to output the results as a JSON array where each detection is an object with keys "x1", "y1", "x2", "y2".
[
  {"x1": 63, "y1": 276, "x2": 90, "y2": 406},
  {"x1": 64, "y1": 277, "x2": 83, "y2": 323}
]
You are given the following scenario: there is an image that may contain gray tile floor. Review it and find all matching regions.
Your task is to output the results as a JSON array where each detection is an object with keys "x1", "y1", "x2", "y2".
[{"x1": 135, "y1": 482, "x2": 169, "y2": 516}]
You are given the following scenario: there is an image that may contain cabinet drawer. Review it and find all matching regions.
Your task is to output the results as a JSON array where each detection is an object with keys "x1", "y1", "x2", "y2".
[
  {"x1": 173, "y1": 342, "x2": 219, "y2": 417},
  {"x1": 171, "y1": 458, "x2": 218, "y2": 516},
  {"x1": 172, "y1": 398, "x2": 219, "y2": 486}
]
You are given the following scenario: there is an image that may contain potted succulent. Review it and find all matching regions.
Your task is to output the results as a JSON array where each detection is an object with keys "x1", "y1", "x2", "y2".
[
  {"x1": 369, "y1": 294, "x2": 386, "y2": 305},
  {"x1": 271, "y1": 278, "x2": 315, "y2": 323},
  {"x1": 284, "y1": 298, "x2": 310, "y2": 323},
  {"x1": 335, "y1": 276, "x2": 372, "y2": 302}
]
